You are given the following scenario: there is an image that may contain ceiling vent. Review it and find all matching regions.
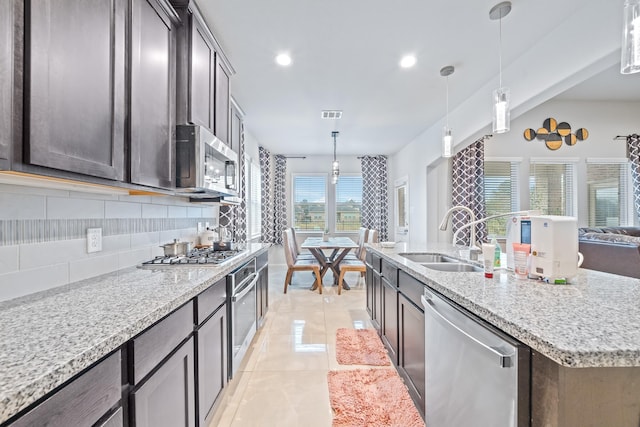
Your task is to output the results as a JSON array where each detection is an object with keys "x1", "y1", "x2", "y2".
[{"x1": 321, "y1": 110, "x2": 343, "y2": 119}]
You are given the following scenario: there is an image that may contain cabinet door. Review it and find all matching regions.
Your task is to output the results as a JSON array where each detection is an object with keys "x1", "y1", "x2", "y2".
[
  {"x1": 0, "y1": 0, "x2": 13, "y2": 168},
  {"x1": 26, "y1": 0, "x2": 125, "y2": 180},
  {"x1": 189, "y1": 12, "x2": 215, "y2": 131},
  {"x1": 214, "y1": 59, "x2": 230, "y2": 145},
  {"x1": 97, "y1": 407, "x2": 124, "y2": 427},
  {"x1": 229, "y1": 102, "x2": 242, "y2": 152},
  {"x1": 130, "y1": 0, "x2": 176, "y2": 189},
  {"x1": 399, "y1": 293, "x2": 425, "y2": 416},
  {"x1": 366, "y1": 266, "x2": 374, "y2": 318},
  {"x1": 257, "y1": 265, "x2": 269, "y2": 327},
  {"x1": 197, "y1": 305, "x2": 227, "y2": 427},
  {"x1": 133, "y1": 337, "x2": 195, "y2": 427},
  {"x1": 381, "y1": 277, "x2": 398, "y2": 364},
  {"x1": 370, "y1": 269, "x2": 382, "y2": 332},
  {"x1": 11, "y1": 351, "x2": 121, "y2": 427}
]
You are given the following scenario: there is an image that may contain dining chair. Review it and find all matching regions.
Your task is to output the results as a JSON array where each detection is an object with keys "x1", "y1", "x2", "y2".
[
  {"x1": 283, "y1": 229, "x2": 322, "y2": 294},
  {"x1": 337, "y1": 229, "x2": 376, "y2": 294},
  {"x1": 289, "y1": 227, "x2": 316, "y2": 260},
  {"x1": 344, "y1": 227, "x2": 369, "y2": 261}
]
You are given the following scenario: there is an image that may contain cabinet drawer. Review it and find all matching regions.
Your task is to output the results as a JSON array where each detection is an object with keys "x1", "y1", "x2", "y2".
[
  {"x1": 256, "y1": 252, "x2": 268, "y2": 271},
  {"x1": 381, "y1": 259, "x2": 397, "y2": 286},
  {"x1": 132, "y1": 301, "x2": 194, "y2": 384},
  {"x1": 367, "y1": 251, "x2": 382, "y2": 272},
  {"x1": 398, "y1": 270, "x2": 426, "y2": 309},
  {"x1": 10, "y1": 351, "x2": 121, "y2": 427},
  {"x1": 196, "y1": 277, "x2": 226, "y2": 325}
]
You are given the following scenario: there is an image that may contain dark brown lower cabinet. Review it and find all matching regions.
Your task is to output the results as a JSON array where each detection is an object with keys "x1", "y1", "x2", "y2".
[
  {"x1": 8, "y1": 351, "x2": 122, "y2": 427},
  {"x1": 132, "y1": 337, "x2": 195, "y2": 427},
  {"x1": 197, "y1": 305, "x2": 227, "y2": 427},
  {"x1": 98, "y1": 408, "x2": 124, "y2": 427},
  {"x1": 381, "y1": 276, "x2": 398, "y2": 364},
  {"x1": 398, "y1": 292, "x2": 425, "y2": 416}
]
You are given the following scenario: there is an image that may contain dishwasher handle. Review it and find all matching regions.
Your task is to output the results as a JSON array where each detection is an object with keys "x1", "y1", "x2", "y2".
[{"x1": 422, "y1": 294, "x2": 514, "y2": 368}]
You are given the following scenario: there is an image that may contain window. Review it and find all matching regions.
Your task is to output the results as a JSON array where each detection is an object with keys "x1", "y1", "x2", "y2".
[
  {"x1": 529, "y1": 160, "x2": 577, "y2": 216},
  {"x1": 292, "y1": 175, "x2": 326, "y2": 231},
  {"x1": 248, "y1": 158, "x2": 261, "y2": 239},
  {"x1": 484, "y1": 161, "x2": 519, "y2": 237},
  {"x1": 586, "y1": 160, "x2": 631, "y2": 227},
  {"x1": 335, "y1": 175, "x2": 362, "y2": 232}
]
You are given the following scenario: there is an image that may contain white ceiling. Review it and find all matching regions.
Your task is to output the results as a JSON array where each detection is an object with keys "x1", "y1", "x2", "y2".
[{"x1": 197, "y1": 0, "x2": 639, "y2": 157}]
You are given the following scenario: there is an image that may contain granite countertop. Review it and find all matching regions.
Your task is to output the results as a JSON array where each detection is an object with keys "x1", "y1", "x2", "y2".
[
  {"x1": 368, "y1": 242, "x2": 640, "y2": 369},
  {"x1": 0, "y1": 243, "x2": 269, "y2": 425}
]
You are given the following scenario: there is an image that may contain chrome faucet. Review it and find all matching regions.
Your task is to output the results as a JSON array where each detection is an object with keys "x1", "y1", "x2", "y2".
[
  {"x1": 451, "y1": 210, "x2": 534, "y2": 244},
  {"x1": 439, "y1": 206, "x2": 481, "y2": 259}
]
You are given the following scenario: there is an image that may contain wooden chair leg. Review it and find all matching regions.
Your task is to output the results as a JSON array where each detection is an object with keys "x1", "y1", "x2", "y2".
[
  {"x1": 313, "y1": 267, "x2": 322, "y2": 294},
  {"x1": 338, "y1": 269, "x2": 347, "y2": 295},
  {"x1": 284, "y1": 269, "x2": 293, "y2": 294}
]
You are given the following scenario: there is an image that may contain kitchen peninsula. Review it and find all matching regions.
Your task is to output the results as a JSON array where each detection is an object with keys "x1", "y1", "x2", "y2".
[
  {"x1": 367, "y1": 242, "x2": 640, "y2": 427},
  {"x1": 0, "y1": 243, "x2": 269, "y2": 426}
]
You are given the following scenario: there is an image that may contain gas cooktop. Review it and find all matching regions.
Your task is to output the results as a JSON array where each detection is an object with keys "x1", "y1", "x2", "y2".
[{"x1": 141, "y1": 247, "x2": 245, "y2": 266}]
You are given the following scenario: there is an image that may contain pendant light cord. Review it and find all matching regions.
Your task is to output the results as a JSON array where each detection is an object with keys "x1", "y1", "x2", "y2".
[
  {"x1": 445, "y1": 76, "x2": 450, "y2": 128},
  {"x1": 498, "y1": 15, "x2": 503, "y2": 88}
]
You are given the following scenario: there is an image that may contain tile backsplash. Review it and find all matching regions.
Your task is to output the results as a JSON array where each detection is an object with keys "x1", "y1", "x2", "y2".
[{"x1": 0, "y1": 183, "x2": 219, "y2": 302}]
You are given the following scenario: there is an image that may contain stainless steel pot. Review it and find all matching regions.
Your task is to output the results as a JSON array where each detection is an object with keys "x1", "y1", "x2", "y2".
[{"x1": 160, "y1": 239, "x2": 192, "y2": 256}]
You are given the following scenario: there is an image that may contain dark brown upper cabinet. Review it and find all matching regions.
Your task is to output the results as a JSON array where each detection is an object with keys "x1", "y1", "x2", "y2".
[
  {"x1": 214, "y1": 58, "x2": 230, "y2": 146},
  {"x1": 173, "y1": 1, "x2": 234, "y2": 148},
  {"x1": 230, "y1": 98, "x2": 243, "y2": 153},
  {"x1": 0, "y1": 0, "x2": 14, "y2": 170},
  {"x1": 130, "y1": 0, "x2": 178, "y2": 189},
  {"x1": 24, "y1": 0, "x2": 126, "y2": 181}
]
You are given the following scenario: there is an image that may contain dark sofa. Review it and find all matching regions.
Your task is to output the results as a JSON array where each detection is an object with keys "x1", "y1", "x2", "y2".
[{"x1": 578, "y1": 227, "x2": 640, "y2": 278}]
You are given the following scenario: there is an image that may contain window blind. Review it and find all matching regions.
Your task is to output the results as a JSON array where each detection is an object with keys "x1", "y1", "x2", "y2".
[
  {"x1": 335, "y1": 175, "x2": 362, "y2": 232},
  {"x1": 292, "y1": 175, "x2": 326, "y2": 231},
  {"x1": 529, "y1": 161, "x2": 576, "y2": 216},
  {"x1": 586, "y1": 162, "x2": 630, "y2": 227},
  {"x1": 484, "y1": 161, "x2": 519, "y2": 237}
]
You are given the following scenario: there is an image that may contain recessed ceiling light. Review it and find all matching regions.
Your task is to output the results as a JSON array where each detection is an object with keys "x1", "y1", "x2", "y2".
[
  {"x1": 275, "y1": 53, "x2": 292, "y2": 66},
  {"x1": 400, "y1": 55, "x2": 416, "y2": 68}
]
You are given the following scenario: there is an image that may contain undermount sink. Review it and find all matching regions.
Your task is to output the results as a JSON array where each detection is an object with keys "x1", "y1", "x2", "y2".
[
  {"x1": 420, "y1": 262, "x2": 483, "y2": 272},
  {"x1": 399, "y1": 253, "x2": 458, "y2": 263}
]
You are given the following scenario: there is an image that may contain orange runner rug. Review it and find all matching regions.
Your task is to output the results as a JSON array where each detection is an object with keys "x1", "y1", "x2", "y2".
[
  {"x1": 327, "y1": 368, "x2": 424, "y2": 427},
  {"x1": 335, "y1": 328, "x2": 390, "y2": 366}
]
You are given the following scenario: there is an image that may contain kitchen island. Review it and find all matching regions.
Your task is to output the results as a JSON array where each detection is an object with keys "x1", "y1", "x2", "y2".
[
  {"x1": 0, "y1": 243, "x2": 269, "y2": 426},
  {"x1": 367, "y1": 242, "x2": 640, "y2": 427}
]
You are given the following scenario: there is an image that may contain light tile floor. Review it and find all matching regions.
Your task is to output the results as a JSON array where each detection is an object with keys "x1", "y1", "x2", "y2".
[{"x1": 210, "y1": 253, "x2": 386, "y2": 427}]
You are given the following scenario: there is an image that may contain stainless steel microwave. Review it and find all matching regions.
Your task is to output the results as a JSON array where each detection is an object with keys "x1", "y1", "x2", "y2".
[{"x1": 175, "y1": 124, "x2": 238, "y2": 199}]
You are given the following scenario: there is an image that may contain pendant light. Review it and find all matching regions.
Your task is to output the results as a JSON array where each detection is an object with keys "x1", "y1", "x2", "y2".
[
  {"x1": 331, "y1": 131, "x2": 340, "y2": 184},
  {"x1": 440, "y1": 65, "x2": 455, "y2": 158},
  {"x1": 621, "y1": 0, "x2": 640, "y2": 74},
  {"x1": 489, "y1": 1, "x2": 512, "y2": 134}
]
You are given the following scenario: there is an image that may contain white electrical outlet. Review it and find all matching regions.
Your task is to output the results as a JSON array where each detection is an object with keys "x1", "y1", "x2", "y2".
[{"x1": 87, "y1": 228, "x2": 102, "y2": 253}]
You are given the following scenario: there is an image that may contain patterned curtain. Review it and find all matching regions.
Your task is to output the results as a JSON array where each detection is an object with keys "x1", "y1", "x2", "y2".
[
  {"x1": 451, "y1": 137, "x2": 489, "y2": 246},
  {"x1": 627, "y1": 134, "x2": 640, "y2": 219},
  {"x1": 258, "y1": 149, "x2": 287, "y2": 244},
  {"x1": 361, "y1": 155, "x2": 389, "y2": 241},
  {"x1": 219, "y1": 124, "x2": 247, "y2": 242},
  {"x1": 259, "y1": 146, "x2": 274, "y2": 242},
  {"x1": 272, "y1": 155, "x2": 287, "y2": 245}
]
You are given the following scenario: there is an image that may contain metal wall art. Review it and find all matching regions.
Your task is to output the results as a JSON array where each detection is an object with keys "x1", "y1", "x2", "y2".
[{"x1": 523, "y1": 118, "x2": 588, "y2": 150}]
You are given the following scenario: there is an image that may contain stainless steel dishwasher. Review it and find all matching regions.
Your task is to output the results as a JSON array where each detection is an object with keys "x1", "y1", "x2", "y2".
[{"x1": 421, "y1": 289, "x2": 530, "y2": 427}]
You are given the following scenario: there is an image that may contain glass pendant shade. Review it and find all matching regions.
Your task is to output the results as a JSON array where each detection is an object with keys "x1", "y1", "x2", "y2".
[
  {"x1": 492, "y1": 87, "x2": 510, "y2": 134},
  {"x1": 442, "y1": 127, "x2": 453, "y2": 158},
  {"x1": 621, "y1": 0, "x2": 640, "y2": 74}
]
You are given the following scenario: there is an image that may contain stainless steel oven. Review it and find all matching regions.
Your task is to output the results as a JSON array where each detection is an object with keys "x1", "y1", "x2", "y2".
[{"x1": 227, "y1": 258, "x2": 257, "y2": 377}]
